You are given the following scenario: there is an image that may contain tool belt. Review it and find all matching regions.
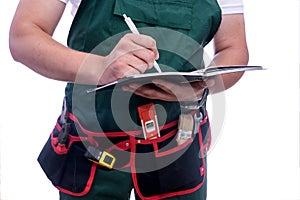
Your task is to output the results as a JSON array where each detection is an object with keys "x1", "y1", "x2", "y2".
[{"x1": 38, "y1": 105, "x2": 211, "y2": 199}]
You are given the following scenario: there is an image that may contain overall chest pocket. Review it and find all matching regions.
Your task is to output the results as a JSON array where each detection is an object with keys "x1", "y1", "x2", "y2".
[{"x1": 113, "y1": 0, "x2": 193, "y2": 30}]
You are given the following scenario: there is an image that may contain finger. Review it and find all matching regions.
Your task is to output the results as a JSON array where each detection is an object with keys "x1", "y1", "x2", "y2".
[
  {"x1": 152, "y1": 79, "x2": 204, "y2": 101},
  {"x1": 106, "y1": 61, "x2": 141, "y2": 81},
  {"x1": 151, "y1": 80, "x2": 196, "y2": 101},
  {"x1": 132, "y1": 49, "x2": 157, "y2": 70},
  {"x1": 116, "y1": 37, "x2": 158, "y2": 71},
  {"x1": 120, "y1": 54, "x2": 149, "y2": 73},
  {"x1": 152, "y1": 79, "x2": 198, "y2": 99},
  {"x1": 190, "y1": 80, "x2": 208, "y2": 90},
  {"x1": 189, "y1": 81, "x2": 209, "y2": 100},
  {"x1": 124, "y1": 83, "x2": 176, "y2": 101},
  {"x1": 122, "y1": 66, "x2": 143, "y2": 78},
  {"x1": 205, "y1": 78, "x2": 216, "y2": 88},
  {"x1": 151, "y1": 79, "x2": 176, "y2": 94},
  {"x1": 126, "y1": 34, "x2": 159, "y2": 60},
  {"x1": 134, "y1": 88, "x2": 175, "y2": 101}
]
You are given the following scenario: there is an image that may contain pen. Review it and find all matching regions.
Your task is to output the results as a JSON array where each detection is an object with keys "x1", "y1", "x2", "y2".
[{"x1": 123, "y1": 14, "x2": 162, "y2": 73}]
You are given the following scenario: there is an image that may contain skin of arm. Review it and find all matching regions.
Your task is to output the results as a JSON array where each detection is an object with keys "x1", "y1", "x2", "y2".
[
  {"x1": 209, "y1": 13, "x2": 249, "y2": 93},
  {"x1": 123, "y1": 13, "x2": 249, "y2": 101},
  {"x1": 9, "y1": 0, "x2": 248, "y2": 102},
  {"x1": 9, "y1": 0, "x2": 158, "y2": 85}
]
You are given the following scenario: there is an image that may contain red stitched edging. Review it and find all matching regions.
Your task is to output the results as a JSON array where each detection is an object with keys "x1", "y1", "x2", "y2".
[
  {"x1": 68, "y1": 112, "x2": 178, "y2": 138},
  {"x1": 55, "y1": 163, "x2": 97, "y2": 197},
  {"x1": 69, "y1": 113, "x2": 140, "y2": 137},
  {"x1": 131, "y1": 115, "x2": 208, "y2": 200},
  {"x1": 133, "y1": 129, "x2": 178, "y2": 145},
  {"x1": 154, "y1": 137, "x2": 193, "y2": 158},
  {"x1": 51, "y1": 121, "x2": 87, "y2": 155},
  {"x1": 51, "y1": 112, "x2": 207, "y2": 197}
]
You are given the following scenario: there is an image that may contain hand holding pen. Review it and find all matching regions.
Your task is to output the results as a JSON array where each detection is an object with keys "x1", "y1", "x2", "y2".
[
  {"x1": 85, "y1": 14, "x2": 161, "y2": 90},
  {"x1": 123, "y1": 14, "x2": 162, "y2": 73}
]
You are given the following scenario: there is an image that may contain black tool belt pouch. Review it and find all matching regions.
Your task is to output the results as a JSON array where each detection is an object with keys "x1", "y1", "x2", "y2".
[
  {"x1": 131, "y1": 112, "x2": 211, "y2": 199},
  {"x1": 37, "y1": 109, "x2": 211, "y2": 198},
  {"x1": 37, "y1": 117, "x2": 96, "y2": 196}
]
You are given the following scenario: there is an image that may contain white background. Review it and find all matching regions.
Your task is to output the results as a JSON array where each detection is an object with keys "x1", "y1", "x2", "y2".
[{"x1": 0, "y1": 0, "x2": 299, "y2": 200}]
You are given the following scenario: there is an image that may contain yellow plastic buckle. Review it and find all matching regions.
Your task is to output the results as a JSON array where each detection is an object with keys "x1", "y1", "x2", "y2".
[{"x1": 85, "y1": 147, "x2": 116, "y2": 169}]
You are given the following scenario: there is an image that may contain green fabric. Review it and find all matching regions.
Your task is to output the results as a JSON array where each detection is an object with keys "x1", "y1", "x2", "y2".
[
  {"x1": 61, "y1": 2, "x2": 220, "y2": 198},
  {"x1": 65, "y1": 0, "x2": 221, "y2": 133},
  {"x1": 113, "y1": 0, "x2": 193, "y2": 30}
]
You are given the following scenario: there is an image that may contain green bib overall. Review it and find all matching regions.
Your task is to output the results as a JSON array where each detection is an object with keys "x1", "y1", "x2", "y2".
[
  {"x1": 38, "y1": 0, "x2": 221, "y2": 199},
  {"x1": 65, "y1": 0, "x2": 221, "y2": 132}
]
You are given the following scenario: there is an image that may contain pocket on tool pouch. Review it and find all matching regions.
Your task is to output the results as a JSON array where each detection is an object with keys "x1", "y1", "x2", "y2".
[
  {"x1": 37, "y1": 121, "x2": 95, "y2": 196},
  {"x1": 132, "y1": 120, "x2": 208, "y2": 199}
]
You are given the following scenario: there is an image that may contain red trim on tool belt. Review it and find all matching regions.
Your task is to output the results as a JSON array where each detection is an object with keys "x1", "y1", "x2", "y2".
[
  {"x1": 131, "y1": 115, "x2": 209, "y2": 200},
  {"x1": 55, "y1": 163, "x2": 97, "y2": 197},
  {"x1": 153, "y1": 136, "x2": 192, "y2": 157},
  {"x1": 48, "y1": 111, "x2": 209, "y2": 198},
  {"x1": 68, "y1": 112, "x2": 178, "y2": 139},
  {"x1": 105, "y1": 140, "x2": 131, "y2": 152},
  {"x1": 51, "y1": 120, "x2": 88, "y2": 155},
  {"x1": 199, "y1": 113, "x2": 211, "y2": 155},
  {"x1": 68, "y1": 113, "x2": 134, "y2": 137}
]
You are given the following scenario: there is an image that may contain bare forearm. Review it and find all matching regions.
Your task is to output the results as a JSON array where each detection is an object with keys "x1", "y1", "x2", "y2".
[
  {"x1": 9, "y1": 26, "x2": 104, "y2": 84},
  {"x1": 9, "y1": 0, "x2": 160, "y2": 87},
  {"x1": 210, "y1": 46, "x2": 249, "y2": 92},
  {"x1": 208, "y1": 14, "x2": 249, "y2": 93},
  {"x1": 9, "y1": 25, "x2": 159, "y2": 86},
  {"x1": 9, "y1": 0, "x2": 105, "y2": 85}
]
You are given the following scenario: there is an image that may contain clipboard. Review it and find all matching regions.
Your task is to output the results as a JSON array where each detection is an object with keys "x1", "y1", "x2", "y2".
[{"x1": 86, "y1": 65, "x2": 264, "y2": 93}]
